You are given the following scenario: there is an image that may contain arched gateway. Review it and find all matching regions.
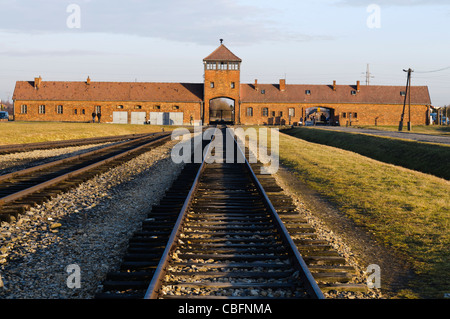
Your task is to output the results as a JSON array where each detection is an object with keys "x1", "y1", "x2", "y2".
[{"x1": 209, "y1": 97, "x2": 235, "y2": 124}]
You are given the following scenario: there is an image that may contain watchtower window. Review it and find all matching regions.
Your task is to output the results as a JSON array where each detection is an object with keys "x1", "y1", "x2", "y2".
[
  {"x1": 206, "y1": 62, "x2": 217, "y2": 70},
  {"x1": 219, "y1": 62, "x2": 227, "y2": 70}
]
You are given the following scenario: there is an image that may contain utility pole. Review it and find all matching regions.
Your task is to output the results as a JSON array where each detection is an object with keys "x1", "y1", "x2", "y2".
[
  {"x1": 399, "y1": 68, "x2": 413, "y2": 131},
  {"x1": 365, "y1": 64, "x2": 374, "y2": 85}
]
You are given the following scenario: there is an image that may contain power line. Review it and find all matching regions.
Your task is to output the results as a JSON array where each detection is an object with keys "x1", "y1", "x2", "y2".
[{"x1": 415, "y1": 66, "x2": 450, "y2": 74}]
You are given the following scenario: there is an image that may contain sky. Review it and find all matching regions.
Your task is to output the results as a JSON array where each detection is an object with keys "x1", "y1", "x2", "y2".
[{"x1": 1, "y1": 0, "x2": 449, "y2": 106}]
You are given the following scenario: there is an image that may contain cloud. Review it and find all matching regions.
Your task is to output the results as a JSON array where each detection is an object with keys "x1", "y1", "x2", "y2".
[
  {"x1": 0, "y1": 0, "x2": 331, "y2": 45},
  {"x1": 0, "y1": 48, "x2": 107, "y2": 57},
  {"x1": 335, "y1": 0, "x2": 450, "y2": 7}
]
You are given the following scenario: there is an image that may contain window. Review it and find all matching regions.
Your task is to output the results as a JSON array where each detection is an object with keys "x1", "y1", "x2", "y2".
[
  {"x1": 279, "y1": 111, "x2": 283, "y2": 117},
  {"x1": 173, "y1": 105, "x2": 179, "y2": 110},
  {"x1": 231, "y1": 82, "x2": 235, "y2": 89},
  {"x1": 271, "y1": 111, "x2": 276, "y2": 117},
  {"x1": 354, "y1": 113, "x2": 358, "y2": 118},
  {"x1": 261, "y1": 89, "x2": 265, "y2": 94},
  {"x1": 288, "y1": 108, "x2": 295, "y2": 117},
  {"x1": 305, "y1": 90, "x2": 311, "y2": 95},
  {"x1": 117, "y1": 105, "x2": 124, "y2": 109},
  {"x1": 21, "y1": 105, "x2": 27, "y2": 114},
  {"x1": 82, "y1": 109, "x2": 85, "y2": 115},
  {"x1": 262, "y1": 107, "x2": 269, "y2": 117},
  {"x1": 57, "y1": 105, "x2": 63, "y2": 114},
  {"x1": 210, "y1": 82, "x2": 214, "y2": 88},
  {"x1": 342, "y1": 112, "x2": 347, "y2": 118},
  {"x1": 351, "y1": 90, "x2": 357, "y2": 95},
  {"x1": 39, "y1": 105, "x2": 45, "y2": 114},
  {"x1": 74, "y1": 109, "x2": 78, "y2": 115},
  {"x1": 95, "y1": 105, "x2": 101, "y2": 113},
  {"x1": 400, "y1": 91, "x2": 406, "y2": 96},
  {"x1": 247, "y1": 107, "x2": 253, "y2": 117},
  {"x1": 135, "y1": 105, "x2": 142, "y2": 109},
  {"x1": 154, "y1": 105, "x2": 161, "y2": 110}
]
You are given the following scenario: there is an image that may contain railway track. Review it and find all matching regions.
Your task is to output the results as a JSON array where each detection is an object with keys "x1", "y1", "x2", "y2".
[
  {"x1": 96, "y1": 126, "x2": 325, "y2": 299},
  {"x1": 0, "y1": 132, "x2": 172, "y2": 222},
  {"x1": 0, "y1": 132, "x2": 157, "y2": 155}
]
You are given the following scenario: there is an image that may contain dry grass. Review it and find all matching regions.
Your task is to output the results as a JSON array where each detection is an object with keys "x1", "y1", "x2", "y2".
[
  {"x1": 253, "y1": 129, "x2": 449, "y2": 298},
  {"x1": 0, "y1": 121, "x2": 181, "y2": 145}
]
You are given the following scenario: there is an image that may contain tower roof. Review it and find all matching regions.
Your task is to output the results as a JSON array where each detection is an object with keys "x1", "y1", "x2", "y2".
[{"x1": 203, "y1": 44, "x2": 241, "y2": 62}]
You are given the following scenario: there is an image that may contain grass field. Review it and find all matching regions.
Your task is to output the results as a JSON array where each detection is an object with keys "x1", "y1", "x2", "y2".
[
  {"x1": 281, "y1": 127, "x2": 450, "y2": 180},
  {"x1": 0, "y1": 121, "x2": 182, "y2": 145},
  {"x1": 263, "y1": 130, "x2": 449, "y2": 298}
]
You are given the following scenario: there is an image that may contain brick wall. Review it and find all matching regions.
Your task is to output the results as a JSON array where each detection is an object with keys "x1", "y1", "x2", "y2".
[
  {"x1": 14, "y1": 100, "x2": 202, "y2": 124},
  {"x1": 240, "y1": 102, "x2": 429, "y2": 126},
  {"x1": 204, "y1": 68, "x2": 240, "y2": 123}
]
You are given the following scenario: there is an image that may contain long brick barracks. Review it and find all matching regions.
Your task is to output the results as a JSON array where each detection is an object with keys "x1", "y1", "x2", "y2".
[{"x1": 13, "y1": 43, "x2": 432, "y2": 126}]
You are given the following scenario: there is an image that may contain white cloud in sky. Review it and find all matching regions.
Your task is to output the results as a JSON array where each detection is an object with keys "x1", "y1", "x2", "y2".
[
  {"x1": 335, "y1": 0, "x2": 450, "y2": 7},
  {"x1": 0, "y1": 0, "x2": 331, "y2": 45}
]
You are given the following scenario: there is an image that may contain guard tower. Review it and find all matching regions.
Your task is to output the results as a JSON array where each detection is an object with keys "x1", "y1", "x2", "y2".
[{"x1": 203, "y1": 40, "x2": 242, "y2": 124}]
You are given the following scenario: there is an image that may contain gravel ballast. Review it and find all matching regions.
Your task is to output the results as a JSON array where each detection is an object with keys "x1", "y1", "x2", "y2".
[{"x1": 0, "y1": 139, "x2": 184, "y2": 299}]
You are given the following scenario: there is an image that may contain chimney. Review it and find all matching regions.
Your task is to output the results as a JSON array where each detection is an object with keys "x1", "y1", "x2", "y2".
[
  {"x1": 356, "y1": 80, "x2": 360, "y2": 92},
  {"x1": 86, "y1": 76, "x2": 91, "y2": 85},
  {"x1": 279, "y1": 79, "x2": 286, "y2": 92},
  {"x1": 34, "y1": 76, "x2": 42, "y2": 89},
  {"x1": 254, "y1": 79, "x2": 258, "y2": 91},
  {"x1": 333, "y1": 80, "x2": 336, "y2": 91}
]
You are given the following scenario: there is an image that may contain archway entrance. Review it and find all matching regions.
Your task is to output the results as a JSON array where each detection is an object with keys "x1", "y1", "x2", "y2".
[
  {"x1": 209, "y1": 97, "x2": 235, "y2": 124},
  {"x1": 305, "y1": 106, "x2": 334, "y2": 126}
]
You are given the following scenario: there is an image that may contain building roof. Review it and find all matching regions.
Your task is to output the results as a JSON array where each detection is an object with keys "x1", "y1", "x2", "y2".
[
  {"x1": 203, "y1": 44, "x2": 242, "y2": 62},
  {"x1": 13, "y1": 81, "x2": 204, "y2": 102},
  {"x1": 13, "y1": 79, "x2": 432, "y2": 106},
  {"x1": 240, "y1": 83, "x2": 432, "y2": 105}
]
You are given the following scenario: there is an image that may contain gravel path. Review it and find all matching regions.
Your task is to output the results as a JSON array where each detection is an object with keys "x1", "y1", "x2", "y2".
[
  {"x1": 307, "y1": 126, "x2": 450, "y2": 145},
  {"x1": 0, "y1": 139, "x2": 184, "y2": 299}
]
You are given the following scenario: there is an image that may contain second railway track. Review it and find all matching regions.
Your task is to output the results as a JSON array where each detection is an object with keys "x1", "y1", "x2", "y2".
[
  {"x1": 0, "y1": 132, "x2": 172, "y2": 222},
  {"x1": 96, "y1": 126, "x2": 325, "y2": 299}
]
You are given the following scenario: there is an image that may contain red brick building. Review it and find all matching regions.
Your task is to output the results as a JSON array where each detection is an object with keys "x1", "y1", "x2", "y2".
[{"x1": 13, "y1": 43, "x2": 432, "y2": 126}]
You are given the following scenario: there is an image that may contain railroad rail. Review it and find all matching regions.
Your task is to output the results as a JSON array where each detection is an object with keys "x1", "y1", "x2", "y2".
[
  {"x1": 96, "y1": 126, "x2": 325, "y2": 299},
  {"x1": 0, "y1": 132, "x2": 171, "y2": 222},
  {"x1": 0, "y1": 132, "x2": 158, "y2": 155}
]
